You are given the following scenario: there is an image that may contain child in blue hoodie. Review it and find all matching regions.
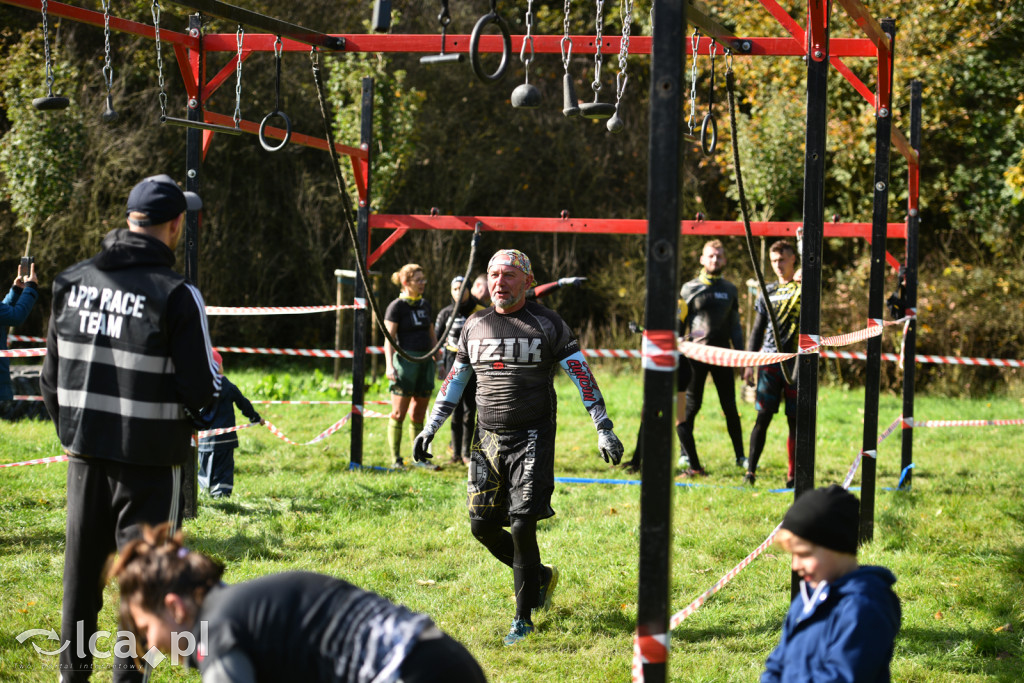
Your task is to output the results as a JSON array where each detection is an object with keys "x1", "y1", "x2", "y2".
[
  {"x1": 197, "y1": 348, "x2": 263, "y2": 498},
  {"x1": 762, "y1": 484, "x2": 901, "y2": 683}
]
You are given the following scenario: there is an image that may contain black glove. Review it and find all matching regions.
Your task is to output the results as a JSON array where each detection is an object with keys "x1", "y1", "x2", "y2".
[
  {"x1": 250, "y1": 414, "x2": 263, "y2": 424},
  {"x1": 597, "y1": 429, "x2": 624, "y2": 466},
  {"x1": 412, "y1": 429, "x2": 435, "y2": 463}
]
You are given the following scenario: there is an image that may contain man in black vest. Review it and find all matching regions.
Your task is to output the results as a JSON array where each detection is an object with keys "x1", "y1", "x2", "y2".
[{"x1": 41, "y1": 174, "x2": 221, "y2": 682}]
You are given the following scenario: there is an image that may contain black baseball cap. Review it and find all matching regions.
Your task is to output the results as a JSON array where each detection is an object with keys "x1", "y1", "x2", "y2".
[{"x1": 125, "y1": 174, "x2": 202, "y2": 226}]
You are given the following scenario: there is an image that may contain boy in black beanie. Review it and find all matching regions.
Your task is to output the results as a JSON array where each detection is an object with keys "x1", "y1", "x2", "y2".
[{"x1": 761, "y1": 485, "x2": 901, "y2": 682}]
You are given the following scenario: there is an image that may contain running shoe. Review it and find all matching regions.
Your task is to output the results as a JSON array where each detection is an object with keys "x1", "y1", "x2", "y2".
[
  {"x1": 736, "y1": 456, "x2": 749, "y2": 469},
  {"x1": 677, "y1": 455, "x2": 691, "y2": 470},
  {"x1": 744, "y1": 471, "x2": 756, "y2": 485},
  {"x1": 393, "y1": 459, "x2": 406, "y2": 471},
  {"x1": 676, "y1": 467, "x2": 708, "y2": 479},
  {"x1": 414, "y1": 460, "x2": 441, "y2": 471},
  {"x1": 536, "y1": 565, "x2": 559, "y2": 611},
  {"x1": 502, "y1": 618, "x2": 535, "y2": 646}
]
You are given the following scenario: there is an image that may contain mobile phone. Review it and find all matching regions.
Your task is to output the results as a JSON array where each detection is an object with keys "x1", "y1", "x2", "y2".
[{"x1": 20, "y1": 256, "x2": 33, "y2": 279}]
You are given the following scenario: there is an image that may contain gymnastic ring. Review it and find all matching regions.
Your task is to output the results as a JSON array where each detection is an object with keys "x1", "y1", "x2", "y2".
[
  {"x1": 258, "y1": 110, "x2": 292, "y2": 152},
  {"x1": 700, "y1": 113, "x2": 718, "y2": 156},
  {"x1": 469, "y1": 11, "x2": 512, "y2": 85}
]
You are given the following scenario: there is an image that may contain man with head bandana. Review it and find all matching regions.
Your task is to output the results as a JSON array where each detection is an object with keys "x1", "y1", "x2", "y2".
[{"x1": 413, "y1": 249, "x2": 624, "y2": 646}]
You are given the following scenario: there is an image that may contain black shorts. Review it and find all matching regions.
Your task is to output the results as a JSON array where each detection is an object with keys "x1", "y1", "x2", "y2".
[
  {"x1": 467, "y1": 423, "x2": 555, "y2": 523},
  {"x1": 755, "y1": 363, "x2": 797, "y2": 415}
]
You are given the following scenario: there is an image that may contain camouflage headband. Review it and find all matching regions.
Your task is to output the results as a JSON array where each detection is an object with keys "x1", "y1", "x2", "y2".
[{"x1": 487, "y1": 249, "x2": 532, "y2": 278}]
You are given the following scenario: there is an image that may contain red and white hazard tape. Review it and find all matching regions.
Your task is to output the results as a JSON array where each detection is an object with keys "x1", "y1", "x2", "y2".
[
  {"x1": 251, "y1": 399, "x2": 391, "y2": 405},
  {"x1": 908, "y1": 418, "x2": 1024, "y2": 428},
  {"x1": 644, "y1": 410, "x2": 908, "y2": 679},
  {"x1": 0, "y1": 454, "x2": 69, "y2": 469},
  {"x1": 12, "y1": 395, "x2": 44, "y2": 401},
  {"x1": 205, "y1": 303, "x2": 364, "y2": 315},
  {"x1": 0, "y1": 348, "x2": 47, "y2": 358},
  {"x1": 679, "y1": 342, "x2": 793, "y2": 368},
  {"x1": 8, "y1": 334, "x2": 45, "y2": 343},
  {"x1": 631, "y1": 632, "x2": 669, "y2": 682},
  {"x1": 641, "y1": 330, "x2": 678, "y2": 371},
  {"x1": 213, "y1": 346, "x2": 386, "y2": 358},
  {"x1": 7, "y1": 342, "x2": 1023, "y2": 367}
]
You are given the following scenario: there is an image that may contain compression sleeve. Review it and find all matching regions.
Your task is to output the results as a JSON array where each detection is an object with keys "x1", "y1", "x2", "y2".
[
  {"x1": 747, "y1": 309, "x2": 768, "y2": 352},
  {"x1": 422, "y1": 360, "x2": 474, "y2": 434},
  {"x1": 559, "y1": 351, "x2": 612, "y2": 430}
]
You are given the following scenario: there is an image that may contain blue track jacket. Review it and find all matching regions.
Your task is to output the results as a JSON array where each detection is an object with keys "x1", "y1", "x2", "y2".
[{"x1": 761, "y1": 566, "x2": 901, "y2": 683}]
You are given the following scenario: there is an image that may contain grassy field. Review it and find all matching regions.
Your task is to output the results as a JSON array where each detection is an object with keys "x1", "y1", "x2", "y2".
[{"x1": 1, "y1": 363, "x2": 1022, "y2": 682}]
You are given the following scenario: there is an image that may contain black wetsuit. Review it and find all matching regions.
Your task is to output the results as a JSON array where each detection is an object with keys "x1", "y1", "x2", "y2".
[
  {"x1": 434, "y1": 295, "x2": 485, "y2": 461},
  {"x1": 746, "y1": 279, "x2": 802, "y2": 478},
  {"x1": 678, "y1": 272, "x2": 745, "y2": 470}
]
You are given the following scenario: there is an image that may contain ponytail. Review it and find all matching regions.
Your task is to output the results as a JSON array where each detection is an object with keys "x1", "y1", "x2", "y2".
[{"x1": 109, "y1": 523, "x2": 224, "y2": 645}]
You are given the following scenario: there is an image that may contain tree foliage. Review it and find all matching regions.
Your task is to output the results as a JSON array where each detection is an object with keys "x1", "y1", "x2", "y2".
[{"x1": 1, "y1": 1, "x2": 1023, "y2": 392}]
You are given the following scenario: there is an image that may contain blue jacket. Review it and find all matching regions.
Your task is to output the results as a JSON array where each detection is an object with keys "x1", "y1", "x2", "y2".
[
  {"x1": 761, "y1": 566, "x2": 901, "y2": 683},
  {"x1": 197, "y1": 375, "x2": 260, "y2": 450},
  {"x1": 1, "y1": 283, "x2": 39, "y2": 401}
]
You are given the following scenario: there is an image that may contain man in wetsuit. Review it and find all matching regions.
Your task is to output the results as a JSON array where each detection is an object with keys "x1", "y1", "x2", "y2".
[
  {"x1": 676, "y1": 240, "x2": 746, "y2": 476},
  {"x1": 743, "y1": 240, "x2": 801, "y2": 487},
  {"x1": 413, "y1": 249, "x2": 623, "y2": 646}
]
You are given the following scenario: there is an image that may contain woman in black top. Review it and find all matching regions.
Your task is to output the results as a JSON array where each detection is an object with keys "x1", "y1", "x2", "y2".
[
  {"x1": 383, "y1": 264, "x2": 440, "y2": 469},
  {"x1": 111, "y1": 524, "x2": 486, "y2": 683}
]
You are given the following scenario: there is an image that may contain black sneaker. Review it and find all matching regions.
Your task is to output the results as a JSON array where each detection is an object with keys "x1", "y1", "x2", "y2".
[
  {"x1": 785, "y1": 478, "x2": 795, "y2": 489},
  {"x1": 744, "y1": 471, "x2": 756, "y2": 485},
  {"x1": 535, "y1": 565, "x2": 559, "y2": 611}
]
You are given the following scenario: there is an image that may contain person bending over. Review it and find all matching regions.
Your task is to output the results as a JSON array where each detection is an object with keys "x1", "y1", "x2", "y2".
[{"x1": 111, "y1": 524, "x2": 486, "y2": 683}]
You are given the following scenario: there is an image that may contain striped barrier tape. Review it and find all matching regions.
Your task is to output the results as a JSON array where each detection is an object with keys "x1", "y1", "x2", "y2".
[
  {"x1": 5, "y1": 343, "x2": 1024, "y2": 367},
  {"x1": 664, "y1": 410, "x2": 905, "y2": 643},
  {"x1": 205, "y1": 303, "x2": 364, "y2": 315},
  {"x1": 0, "y1": 454, "x2": 69, "y2": 469},
  {"x1": 907, "y1": 418, "x2": 1024, "y2": 428},
  {"x1": 8, "y1": 335, "x2": 45, "y2": 343},
  {"x1": 250, "y1": 399, "x2": 391, "y2": 405},
  {"x1": 641, "y1": 330, "x2": 678, "y2": 372},
  {"x1": 631, "y1": 632, "x2": 669, "y2": 683}
]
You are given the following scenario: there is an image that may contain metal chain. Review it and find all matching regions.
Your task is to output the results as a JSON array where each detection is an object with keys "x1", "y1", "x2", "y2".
[
  {"x1": 561, "y1": 0, "x2": 572, "y2": 71},
  {"x1": 233, "y1": 26, "x2": 244, "y2": 127},
  {"x1": 101, "y1": 0, "x2": 113, "y2": 93},
  {"x1": 519, "y1": 0, "x2": 535, "y2": 76},
  {"x1": 687, "y1": 28, "x2": 700, "y2": 133},
  {"x1": 439, "y1": 0, "x2": 451, "y2": 27},
  {"x1": 40, "y1": 0, "x2": 56, "y2": 96},
  {"x1": 273, "y1": 36, "x2": 283, "y2": 110},
  {"x1": 591, "y1": 0, "x2": 604, "y2": 94},
  {"x1": 613, "y1": 0, "x2": 634, "y2": 105},
  {"x1": 707, "y1": 39, "x2": 717, "y2": 112},
  {"x1": 152, "y1": 0, "x2": 167, "y2": 117}
]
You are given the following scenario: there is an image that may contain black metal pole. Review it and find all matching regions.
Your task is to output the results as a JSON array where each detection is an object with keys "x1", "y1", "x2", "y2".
[
  {"x1": 859, "y1": 18, "x2": 896, "y2": 544},
  {"x1": 792, "y1": 1, "x2": 830, "y2": 597},
  {"x1": 900, "y1": 80, "x2": 922, "y2": 489},
  {"x1": 183, "y1": 12, "x2": 203, "y2": 519},
  {"x1": 168, "y1": 0, "x2": 345, "y2": 49},
  {"x1": 349, "y1": 77, "x2": 374, "y2": 468},
  {"x1": 636, "y1": 1, "x2": 683, "y2": 680}
]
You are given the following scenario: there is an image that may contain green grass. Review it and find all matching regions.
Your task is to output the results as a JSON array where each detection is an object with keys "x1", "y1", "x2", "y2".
[{"x1": 1, "y1": 366, "x2": 1022, "y2": 682}]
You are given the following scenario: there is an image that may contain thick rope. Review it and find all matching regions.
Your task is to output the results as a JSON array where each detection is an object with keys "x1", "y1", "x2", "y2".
[
  {"x1": 311, "y1": 52, "x2": 479, "y2": 363},
  {"x1": 726, "y1": 64, "x2": 795, "y2": 384}
]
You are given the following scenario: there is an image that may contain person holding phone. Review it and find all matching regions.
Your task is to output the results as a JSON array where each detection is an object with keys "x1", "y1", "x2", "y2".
[{"x1": 1, "y1": 257, "x2": 40, "y2": 401}]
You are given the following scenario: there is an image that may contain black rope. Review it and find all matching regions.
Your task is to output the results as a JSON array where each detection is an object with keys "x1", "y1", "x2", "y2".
[
  {"x1": 310, "y1": 51, "x2": 479, "y2": 363},
  {"x1": 726, "y1": 63, "x2": 795, "y2": 384}
]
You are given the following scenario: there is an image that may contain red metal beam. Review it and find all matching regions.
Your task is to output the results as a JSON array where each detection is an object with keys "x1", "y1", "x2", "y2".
[
  {"x1": 369, "y1": 215, "x2": 907, "y2": 239},
  {"x1": 197, "y1": 33, "x2": 879, "y2": 58},
  {"x1": 1, "y1": 0, "x2": 196, "y2": 47},
  {"x1": 201, "y1": 110, "x2": 367, "y2": 160}
]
